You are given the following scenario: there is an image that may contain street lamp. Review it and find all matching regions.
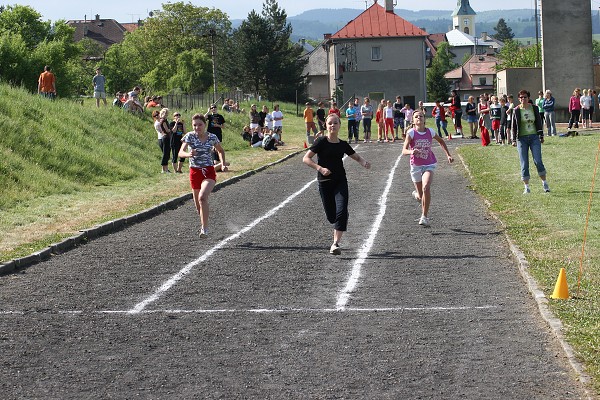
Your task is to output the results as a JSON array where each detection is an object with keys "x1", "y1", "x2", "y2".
[{"x1": 204, "y1": 28, "x2": 218, "y2": 104}]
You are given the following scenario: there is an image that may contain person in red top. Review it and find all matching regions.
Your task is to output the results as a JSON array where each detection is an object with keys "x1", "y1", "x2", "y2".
[
  {"x1": 38, "y1": 65, "x2": 56, "y2": 100},
  {"x1": 432, "y1": 100, "x2": 450, "y2": 139},
  {"x1": 328, "y1": 102, "x2": 341, "y2": 117}
]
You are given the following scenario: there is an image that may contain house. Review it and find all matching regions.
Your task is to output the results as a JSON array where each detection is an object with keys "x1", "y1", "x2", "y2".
[
  {"x1": 445, "y1": 29, "x2": 501, "y2": 66},
  {"x1": 320, "y1": 0, "x2": 428, "y2": 108},
  {"x1": 67, "y1": 14, "x2": 140, "y2": 58},
  {"x1": 303, "y1": 44, "x2": 329, "y2": 101},
  {"x1": 445, "y1": 54, "x2": 499, "y2": 101}
]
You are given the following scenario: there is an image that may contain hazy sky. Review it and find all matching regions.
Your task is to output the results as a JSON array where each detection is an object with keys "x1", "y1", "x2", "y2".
[{"x1": 11, "y1": 0, "x2": 536, "y2": 23}]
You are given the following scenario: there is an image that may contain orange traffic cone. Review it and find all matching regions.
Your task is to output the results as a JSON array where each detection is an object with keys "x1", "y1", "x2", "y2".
[
  {"x1": 550, "y1": 268, "x2": 569, "y2": 300},
  {"x1": 303, "y1": 141, "x2": 308, "y2": 149}
]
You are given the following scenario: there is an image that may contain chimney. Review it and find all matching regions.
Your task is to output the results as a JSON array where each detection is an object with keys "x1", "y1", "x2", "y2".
[
  {"x1": 385, "y1": 0, "x2": 394, "y2": 13},
  {"x1": 324, "y1": 33, "x2": 332, "y2": 40},
  {"x1": 95, "y1": 14, "x2": 100, "y2": 21},
  {"x1": 301, "y1": 38, "x2": 306, "y2": 47},
  {"x1": 481, "y1": 31, "x2": 488, "y2": 41}
]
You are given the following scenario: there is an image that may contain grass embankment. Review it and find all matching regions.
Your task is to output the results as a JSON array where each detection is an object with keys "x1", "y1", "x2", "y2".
[
  {"x1": 0, "y1": 83, "x2": 307, "y2": 261},
  {"x1": 459, "y1": 136, "x2": 600, "y2": 393}
]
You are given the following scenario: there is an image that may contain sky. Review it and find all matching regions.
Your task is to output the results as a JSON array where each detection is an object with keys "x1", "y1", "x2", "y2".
[{"x1": 10, "y1": 0, "x2": 534, "y2": 23}]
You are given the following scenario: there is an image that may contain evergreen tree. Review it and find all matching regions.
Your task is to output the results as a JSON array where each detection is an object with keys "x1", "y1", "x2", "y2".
[
  {"x1": 426, "y1": 42, "x2": 455, "y2": 102},
  {"x1": 492, "y1": 18, "x2": 514, "y2": 42}
]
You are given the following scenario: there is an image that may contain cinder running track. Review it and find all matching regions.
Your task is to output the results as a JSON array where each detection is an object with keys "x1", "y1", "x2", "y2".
[{"x1": 0, "y1": 142, "x2": 590, "y2": 399}]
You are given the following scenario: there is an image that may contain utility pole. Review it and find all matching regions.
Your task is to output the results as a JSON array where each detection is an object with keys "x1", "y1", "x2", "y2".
[
  {"x1": 208, "y1": 29, "x2": 217, "y2": 104},
  {"x1": 534, "y1": 0, "x2": 540, "y2": 67}
]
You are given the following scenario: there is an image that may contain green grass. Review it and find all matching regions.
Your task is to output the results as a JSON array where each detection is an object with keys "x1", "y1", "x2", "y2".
[{"x1": 459, "y1": 136, "x2": 600, "y2": 394}]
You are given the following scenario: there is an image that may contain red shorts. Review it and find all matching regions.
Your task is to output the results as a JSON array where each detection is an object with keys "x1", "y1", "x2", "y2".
[
  {"x1": 189, "y1": 166, "x2": 216, "y2": 189},
  {"x1": 491, "y1": 119, "x2": 500, "y2": 130}
]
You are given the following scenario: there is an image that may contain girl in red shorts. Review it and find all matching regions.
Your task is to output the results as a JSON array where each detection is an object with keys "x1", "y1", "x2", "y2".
[{"x1": 179, "y1": 114, "x2": 227, "y2": 237}]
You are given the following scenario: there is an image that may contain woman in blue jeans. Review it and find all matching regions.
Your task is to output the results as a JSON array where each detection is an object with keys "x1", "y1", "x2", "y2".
[{"x1": 511, "y1": 89, "x2": 550, "y2": 194}]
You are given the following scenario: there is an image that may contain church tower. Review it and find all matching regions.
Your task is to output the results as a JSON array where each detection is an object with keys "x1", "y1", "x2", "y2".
[{"x1": 452, "y1": 0, "x2": 476, "y2": 36}]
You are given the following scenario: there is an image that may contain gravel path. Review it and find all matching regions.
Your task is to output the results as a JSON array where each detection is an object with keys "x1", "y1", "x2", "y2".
[{"x1": 0, "y1": 141, "x2": 591, "y2": 399}]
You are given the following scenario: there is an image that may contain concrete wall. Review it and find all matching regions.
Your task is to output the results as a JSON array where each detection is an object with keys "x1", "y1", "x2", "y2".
[
  {"x1": 342, "y1": 69, "x2": 422, "y2": 105},
  {"x1": 541, "y1": 0, "x2": 593, "y2": 120},
  {"x1": 496, "y1": 68, "x2": 542, "y2": 99},
  {"x1": 306, "y1": 76, "x2": 329, "y2": 102}
]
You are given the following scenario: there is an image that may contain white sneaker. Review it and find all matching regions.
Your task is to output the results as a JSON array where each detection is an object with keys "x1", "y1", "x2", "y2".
[
  {"x1": 199, "y1": 227, "x2": 208, "y2": 238},
  {"x1": 412, "y1": 190, "x2": 420, "y2": 201},
  {"x1": 523, "y1": 187, "x2": 531, "y2": 194},
  {"x1": 418, "y1": 216, "x2": 430, "y2": 226},
  {"x1": 329, "y1": 242, "x2": 341, "y2": 255}
]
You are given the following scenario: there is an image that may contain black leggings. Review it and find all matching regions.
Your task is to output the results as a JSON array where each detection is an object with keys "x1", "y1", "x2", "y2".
[
  {"x1": 158, "y1": 138, "x2": 171, "y2": 166},
  {"x1": 170, "y1": 135, "x2": 185, "y2": 163},
  {"x1": 318, "y1": 179, "x2": 349, "y2": 231},
  {"x1": 568, "y1": 109, "x2": 580, "y2": 129}
]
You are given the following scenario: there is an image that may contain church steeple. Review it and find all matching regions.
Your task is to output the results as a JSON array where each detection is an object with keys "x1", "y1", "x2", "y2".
[{"x1": 452, "y1": 0, "x2": 476, "y2": 36}]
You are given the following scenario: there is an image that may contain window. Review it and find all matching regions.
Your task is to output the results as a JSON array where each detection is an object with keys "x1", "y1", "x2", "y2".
[
  {"x1": 464, "y1": 19, "x2": 469, "y2": 25},
  {"x1": 371, "y1": 46, "x2": 382, "y2": 61},
  {"x1": 479, "y1": 77, "x2": 486, "y2": 85}
]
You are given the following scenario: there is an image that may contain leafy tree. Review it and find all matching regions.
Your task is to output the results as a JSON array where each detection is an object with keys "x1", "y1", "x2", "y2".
[
  {"x1": 495, "y1": 40, "x2": 540, "y2": 70},
  {"x1": 0, "y1": 5, "x2": 50, "y2": 49},
  {"x1": 492, "y1": 18, "x2": 514, "y2": 42},
  {"x1": 101, "y1": 2, "x2": 231, "y2": 94},
  {"x1": 427, "y1": 42, "x2": 455, "y2": 102},
  {"x1": 593, "y1": 40, "x2": 600, "y2": 58}
]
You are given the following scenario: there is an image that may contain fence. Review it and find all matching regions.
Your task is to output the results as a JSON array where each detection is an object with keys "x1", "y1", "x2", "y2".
[{"x1": 162, "y1": 91, "x2": 245, "y2": 113}]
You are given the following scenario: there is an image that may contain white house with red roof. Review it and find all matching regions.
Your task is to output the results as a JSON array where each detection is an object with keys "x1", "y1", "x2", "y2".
[{"x1": 319, "y1": 0, "x2": 428, "y2": 107}]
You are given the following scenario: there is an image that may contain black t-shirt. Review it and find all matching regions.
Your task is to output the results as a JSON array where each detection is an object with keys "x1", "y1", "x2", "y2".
[
  {"x1": 309, "y1": 136, "x2": 356, "y2": 182},
  {"x1": 393, "y1": 102, "x2": 403, "y2": 118},
  {"x1": 207, "y1": 112, "x2": 225, "y2": 141},
  {"x1": 316, "y1": 108, "x2": 326, "y2": 123},
  {"x1": 258, "y1": 111, "x2": 267, "y2": 127}
]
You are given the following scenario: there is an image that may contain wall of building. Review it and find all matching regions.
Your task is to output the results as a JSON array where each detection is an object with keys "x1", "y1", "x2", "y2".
[
  {"x1": 342, "y1": 69, "x2": 422, "y2": 106},
  {"x1": 496, "y1": 67, "x2": 542, "y2": 99},
  {"x1": 541, "y1": 0, "x2": 593, "y2": 119}
]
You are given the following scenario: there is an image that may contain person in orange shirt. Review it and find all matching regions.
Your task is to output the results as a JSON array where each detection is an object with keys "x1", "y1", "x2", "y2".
[
  {"x1": 38, "y1": 65, "x2": 56, "y2": 100},
  {"x1": 304, "y1": 102, "x2": 318, "y2": 143}
]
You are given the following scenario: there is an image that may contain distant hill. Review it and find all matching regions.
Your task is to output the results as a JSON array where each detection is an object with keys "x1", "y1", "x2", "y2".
[{"x1": 232, "y1": 7, "x2": 599, "y2": 42}]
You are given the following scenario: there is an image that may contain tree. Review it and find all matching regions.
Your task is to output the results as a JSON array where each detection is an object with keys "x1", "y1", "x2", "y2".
[
  {"x1": 593, "y1": 40, "x2": 600, "y2": 58},
  {"x1": 226, "y1": 0, "x2": 307, "y2": 102},
  {"x1": 0, "y1": 5, "x2": 50, "y2": 49},
  {"x1": 495, "y1": 40, "x2": 540, "y2": 70},
  {"x1": 492, "y1": 18, "x2": 514, "y2": 42},
  {"x1": 427, "y1": 42, "x2": 455, "y2": 102},
  {"x1": 101, "y1": 2, "x2": 231, "y2": 94}
]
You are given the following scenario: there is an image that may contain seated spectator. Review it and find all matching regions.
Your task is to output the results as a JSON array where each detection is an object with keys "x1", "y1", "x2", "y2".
[
  {"x1": 143, "y1": 96, "x2": 152, "y2": 108},
  {"x1": 146, "y1": 96, "x2": 160, "y2": 109},
  {"x1": 262, "y1": 131, "x2": 277, "y2": 151},
  {"x1": 113, "y1": 92, "x2": 123, "y2": 107},
  {"x1": 222, "y1": 98, "x2": 231, "y2": 112},
  {"x1": 251, "y1": 128, "x2": 263, "y2": 147},
  {"x1": 241, "y1": 125, "x2": 252, "y2": 142}
]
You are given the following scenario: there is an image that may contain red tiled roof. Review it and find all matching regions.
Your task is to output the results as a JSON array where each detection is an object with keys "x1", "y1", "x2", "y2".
[
  {"x1": 331, "y1": 2, "x2": 427, "y2": 39},
  {"x1": 121, "y1": 23, "x2": 140, "y2": 33}
]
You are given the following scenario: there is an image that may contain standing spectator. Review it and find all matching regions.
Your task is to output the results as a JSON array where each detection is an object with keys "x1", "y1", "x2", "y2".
[
  {"x1": 169, "y1": 112, "x2": 185, "y2": 173},
  {"x1": 345, "y1": 101, "x2": 358, "y2": 143},
  {"x1": 302, "y1": 113, "x2": 371, "y2": 255},
  {"x1": 263, "y1": 106, "x2": 273, "y2": 133},
  {"x1": 465, "y1": 95, "x2": 478, "y2": 139},
  {"x1": 505, "y1": 95, "x2": 515, "y2": 144},
  {"x1": 498, "y1": 97, "x2": 508, "y2": 145},
  {"x1": 449, "y1": 89, "x2": 463, "y2": 137},
  {"x1": 179, "y1": 113, "x2": 227, "y2": 238},
  {"x1": 92, "y1": 67, "x2": 107, "y2": 107},
  {"x1": 489, "y1": 95, "x2": 502, "y2": 144},
  {"x1": 249, "y1": 104, "x2": 260, "y2": 132},
  {"x1": 535, "y1": 91, "x2": 545, "y2": 134},
  {"x1": 361, "y1": 97, "x2": 373, "y2": 143},
  {"x1": 37, "y1": 65, "x2": 56, "y2": 100},
  {"x1": 384, "y1": 100, "x2": 395, "y2": 142},
  {"x1": 304, "y1": 102, "x2": 318, "y2": 142},
  {"x1": 393, "y1": 96, "x2": 404, "y2": 139},
  {"x1": 568, "y1": 89, "x2": 581, "y2": 131},
  {"x1": 591, "y1": 90, "x2": 597, "y2": 127},
  {"x1": 316, "y1": 101, "x2": 327, "y2": 136},
  {"x1": 478, "y1": 95, "x2": 491, "y2": 146},
  {"x1": 511, "y1": 89, "x2": 549, "y2": 194},
  {"x1": 402, "y1": 111, "x2": 454, "y2": 227},
  {"x1": 205, "y1": 104, "x2": 226, "y2": 168},
  {"x1": 258, "y1": 105, "x2": 268, "y2": 132},
  {"x1": 542, "y1": 90, "x2": 557, "y2": 136},
  {"x1": 153, "y1": 108, "x2": 173, "y2": 174},
  {"x1": 432, "y1": 99, "x2": 449, "y2": 139},
  {"x1": 580, "y1": 89, "x2": 592, "y2": 129},
  {"x1": 352, "y1": 97, "x2": 362, "y2": 142},
  {"x1": 375, "y1": 102, "x2": 385, "y2": 142},
  {"x1": 328, "y1": 102, "x2": 341, "y2": 117},
  {"x1": 272, "y1": 104, "x2": 284, "y2": 143},
  {"x1": 401, "y1": 103, "x2": 414, "y2": 133}
]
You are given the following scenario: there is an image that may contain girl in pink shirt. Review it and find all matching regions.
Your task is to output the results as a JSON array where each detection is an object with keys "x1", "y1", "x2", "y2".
[{"x1": 402, "y1": 111, "x2": 454, "y2": 227}]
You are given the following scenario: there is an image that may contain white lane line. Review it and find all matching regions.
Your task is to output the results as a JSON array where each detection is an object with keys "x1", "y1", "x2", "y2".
[
  {"x1": 128, "y1": 178, "x2": 317, "y2": 314},
  {"x1": 335, "y1": 151, "x2": 404, "y2": 310}
]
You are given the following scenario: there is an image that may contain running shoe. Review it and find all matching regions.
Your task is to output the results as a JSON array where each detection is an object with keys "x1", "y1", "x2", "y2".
[
  {"x1": 542, "y1": 181, "x2": 550, "y2": 192},
  {"x1": 418, "y1": 216, "x2": 430, "y2": 226},
  {"x1": 523, "y1": 187, "x2": 531, "y2": 194},
  {"x1": 199, "y1": 227, "x2": 208, "y2": 238},
  {"x1": 329, "y1": 242, "x2": 341, "y2": 255},
  {"x1": 412, "y1": 190, "x2": 420, "y2": 201}
]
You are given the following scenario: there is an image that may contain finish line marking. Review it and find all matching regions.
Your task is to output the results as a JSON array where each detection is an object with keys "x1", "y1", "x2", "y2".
[{"x1": 335, "y1": 151, "x2": 404, "y2": 310}]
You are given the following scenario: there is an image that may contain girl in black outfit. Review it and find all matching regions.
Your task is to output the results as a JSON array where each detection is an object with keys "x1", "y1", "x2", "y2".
[
  {"x1": 303, "y1": 114, "x2": 371, "y2": 255},
  {"x1": 450, "y1": 89, "x2": 463, "y2": 137}
]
